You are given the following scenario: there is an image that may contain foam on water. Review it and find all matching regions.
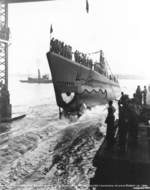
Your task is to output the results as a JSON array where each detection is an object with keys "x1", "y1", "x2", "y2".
[
  {"x1": 0, "y1": 76, "x2": 140, "y2": 189},
  {"x1": 0, "y1": 102, "x2": 107, "y2": 189}
]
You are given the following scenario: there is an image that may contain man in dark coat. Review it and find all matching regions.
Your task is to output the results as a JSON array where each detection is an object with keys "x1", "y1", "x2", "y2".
[
  {"x1": 136, "y1": 85, "x2": 142, "y2": 105},
  {"x1": 143, "y1": 86, "x2": 147, "y2": 105},
  {"x1": 105, "y1": 100, "x2": 116, "y2": 146},
  {"x1": 118, "y1": 95, "x2": 130, "y2": 152}
]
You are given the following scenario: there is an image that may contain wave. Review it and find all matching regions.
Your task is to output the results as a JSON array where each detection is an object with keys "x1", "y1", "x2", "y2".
[{"x1": 0, "y1": 104, "x2": 107, "y2": 189}]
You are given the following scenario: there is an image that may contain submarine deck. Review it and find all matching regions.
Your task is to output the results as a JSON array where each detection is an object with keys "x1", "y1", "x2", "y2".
[{"x1": 91, "y1": 123, "x2": 150, "y2": 186}]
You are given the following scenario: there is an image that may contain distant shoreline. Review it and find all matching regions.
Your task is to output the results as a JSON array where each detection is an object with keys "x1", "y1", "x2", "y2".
[{"x1": 117, "y1": 74, "x2": 146, "y2": 80}]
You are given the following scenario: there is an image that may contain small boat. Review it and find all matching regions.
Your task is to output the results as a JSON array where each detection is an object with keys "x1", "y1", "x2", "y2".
[{"x1": 20, "y1": 69, "x2": 52, "y2": 84}]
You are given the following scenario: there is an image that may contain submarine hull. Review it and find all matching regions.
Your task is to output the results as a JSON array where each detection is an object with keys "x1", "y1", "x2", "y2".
[{"x1": 47, "y1": 52, "x2": 121, "y2": 113}]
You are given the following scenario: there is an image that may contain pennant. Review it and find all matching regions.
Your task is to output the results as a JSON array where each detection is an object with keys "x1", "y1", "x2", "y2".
[
  {"x1": 86, "y1": 0, "x2": 89, "y2": 13},
  {"x1": 50, "y1": 24, "x2": 53, "y2": 34}
]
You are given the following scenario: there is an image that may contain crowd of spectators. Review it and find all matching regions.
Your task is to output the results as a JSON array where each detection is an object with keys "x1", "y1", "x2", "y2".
[
  {"x1": 105, "y1": 90, "x2": 143, "y2": 152},
  {"x1": 50, "y1": 38, "x2": 72, "y2": 59},
  {"x1": 50, "y1": 38, "x2": 118, "y2": 83},
  {"x1": 74, "y1": 50, "x2": 93, "y2": 69}
]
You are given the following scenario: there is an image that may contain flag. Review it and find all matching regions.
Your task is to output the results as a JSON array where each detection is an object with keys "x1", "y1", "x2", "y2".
[
  {"x1": 50, "y1": 24, "x2": 53, "y2": 34},
  {"x1": 86, "y1": 0, "x2": 89, "y2": 13}
]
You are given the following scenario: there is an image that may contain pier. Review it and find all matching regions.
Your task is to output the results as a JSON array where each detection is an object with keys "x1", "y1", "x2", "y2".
[{"x1": 91, "y1": 123, "x2": 150, "y2": 186}]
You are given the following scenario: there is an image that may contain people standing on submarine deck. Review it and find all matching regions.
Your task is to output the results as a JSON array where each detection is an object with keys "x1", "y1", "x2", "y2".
[{"x1": 105, "y1": 100, "x2": 116, "y2": 146}]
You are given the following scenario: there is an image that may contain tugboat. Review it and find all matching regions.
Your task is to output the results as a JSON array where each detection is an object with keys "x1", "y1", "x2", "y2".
[
  {"x1": 20, "y1": 69, "x2": 52, "y2": 84},
  {"x1": 47, "y1": 38, "x2": 121, "y2": 116}
]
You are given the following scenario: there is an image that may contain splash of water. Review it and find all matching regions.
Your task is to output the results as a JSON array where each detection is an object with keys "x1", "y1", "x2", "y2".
[{"x1": 0, "y1": 104, "x2": 110, "y2": 189}]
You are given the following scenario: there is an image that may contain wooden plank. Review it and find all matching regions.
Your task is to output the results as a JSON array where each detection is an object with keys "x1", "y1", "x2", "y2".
[
  {"x1": 91, "y1": 124, "x2": 150, "y2": 185},
  {"x1": 99, "y1": 125, "x2": 150, "y2": 164},
  {"x1": 1, "y1": 114, "x2": 26, "y2": 122}
]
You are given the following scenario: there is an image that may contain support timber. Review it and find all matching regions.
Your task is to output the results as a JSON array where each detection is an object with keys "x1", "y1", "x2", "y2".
[{"x1": 0, "y1": 2, "x2": 11, "y2": 119}]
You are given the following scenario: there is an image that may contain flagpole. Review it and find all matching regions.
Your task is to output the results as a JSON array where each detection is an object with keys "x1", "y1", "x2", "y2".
[
  {"x1": 86, "y1": 0, "x2": 89, "y2": 13},
  {"x1": 50, "y1": 32, "x2": 52, "y2": 51},
  {"x1": 50, "y1": 24, "x2": 53, "y2": 51}
]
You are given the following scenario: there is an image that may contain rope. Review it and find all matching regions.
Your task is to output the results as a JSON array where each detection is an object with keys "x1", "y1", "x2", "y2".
[
  {"x1": 105, "y1": 58, "x2": 113, "y2": 75},
  {"x1": 86, "y1": 66, "x2": 93, "y2": 83},
  {"x1": 72, "y1": 50, "x2": 100, "y2": 55},
  {"x1": 86, "y1": 50, "x2": 113, "y2": 76},
  {"x1": 86, "y1": 50, "x2": 101, "y2": 55}
]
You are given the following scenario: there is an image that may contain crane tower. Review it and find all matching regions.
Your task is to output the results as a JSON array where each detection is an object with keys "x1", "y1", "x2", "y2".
[
  {"x1": 0, "y1": 0, "x2": 52, "y2": 119},
  {"x1": 0, "y1": 1, "x2": 11, "y2": 119}
]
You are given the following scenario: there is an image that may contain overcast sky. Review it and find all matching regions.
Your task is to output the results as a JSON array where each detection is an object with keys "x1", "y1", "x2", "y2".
[{"x1": 8, "y1": 0, "x2": 150, "y2": 77}]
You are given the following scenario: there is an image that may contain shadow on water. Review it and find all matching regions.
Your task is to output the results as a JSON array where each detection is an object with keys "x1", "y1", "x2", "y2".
[
  {"x1": 0, "y1": 123, "x2": 11, "y2": 147},
  {"x1": 0, "y1": 123, "x2": 10, "y2": 134}
]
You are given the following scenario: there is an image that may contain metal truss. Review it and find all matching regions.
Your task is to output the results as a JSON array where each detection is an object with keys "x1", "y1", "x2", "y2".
[{"x1": 0, "y1": 1, "x2": 9, "y2": 89}]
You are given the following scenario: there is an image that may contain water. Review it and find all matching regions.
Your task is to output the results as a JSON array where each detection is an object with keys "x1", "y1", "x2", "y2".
[
  {"x1": 0, "y1": 76, "x2": 148, "y2": 189},
  {"x1": 9, "y1": 75, "x2": 57, "y2": 114}
]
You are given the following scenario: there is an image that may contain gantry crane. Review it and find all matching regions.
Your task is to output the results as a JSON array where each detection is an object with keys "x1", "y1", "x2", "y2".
[{"x1": 0, "y1": 0, "x2": 52, "y2": 118}]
